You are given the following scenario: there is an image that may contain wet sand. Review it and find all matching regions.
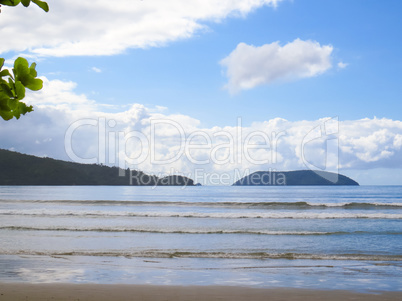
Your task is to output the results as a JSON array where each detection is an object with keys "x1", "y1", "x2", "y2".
[{"x1": 0, "y1": 284, "x2": 401, "y2": 301}]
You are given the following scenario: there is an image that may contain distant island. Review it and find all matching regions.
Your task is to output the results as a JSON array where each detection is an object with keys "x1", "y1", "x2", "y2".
[
  {"x1": 0, "y1": 149, "x2": 194, "y2": 186},
  {"x1": 233, "y1": 170, "x2": 359, "y2": 186},
  {"x1": 0, "y1": 149, "x2": 359, "y2": 186}
]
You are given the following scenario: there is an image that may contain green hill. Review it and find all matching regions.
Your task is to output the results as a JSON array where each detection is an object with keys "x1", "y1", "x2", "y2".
[
  {"x1": 0, "y1": 149, "x2": 194, "y2": 186},
  {"x1": 232, "y1": 170, "x2": 359, "y2": 186}
]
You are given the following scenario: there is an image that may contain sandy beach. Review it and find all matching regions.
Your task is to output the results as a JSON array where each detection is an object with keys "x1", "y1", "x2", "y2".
[{"x1": 0, "y1": 284, "x2": 401, "y2": 301}]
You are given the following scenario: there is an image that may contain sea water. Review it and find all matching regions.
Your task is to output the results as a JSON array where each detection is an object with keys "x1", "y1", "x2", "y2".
[{"x1": 0, "y1": 185, "x2": 401, "y2": 291}]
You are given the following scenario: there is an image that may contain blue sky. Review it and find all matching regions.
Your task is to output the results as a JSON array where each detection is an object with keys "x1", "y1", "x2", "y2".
[
  {"x1": 1, "y1": 0, "x2": 402, "y2": 185},
  {"x1": 33, "y1": 0, "x2": 402, "y2": 126}
]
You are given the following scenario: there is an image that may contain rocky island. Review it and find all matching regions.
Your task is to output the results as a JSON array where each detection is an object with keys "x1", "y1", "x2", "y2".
[{"x1": 232, "y1": 170, "x2": 359, "y2": 186}]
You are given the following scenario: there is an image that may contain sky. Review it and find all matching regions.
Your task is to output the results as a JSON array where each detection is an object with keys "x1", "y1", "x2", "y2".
[{"x1": 1, "y1": 0, "x2": 402, "y2": 185}]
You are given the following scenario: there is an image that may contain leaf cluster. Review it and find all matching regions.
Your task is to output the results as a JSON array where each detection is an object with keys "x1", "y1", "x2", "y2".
[
  {"x1": 0, "y1": 0, "x2": 48, "y2": 121},
  {"x1": 0, "y1": 0, "x2": 49, "y2": 12},
  {"x1": 0, "y1": 57, "x2": 43, "y2": 120}
]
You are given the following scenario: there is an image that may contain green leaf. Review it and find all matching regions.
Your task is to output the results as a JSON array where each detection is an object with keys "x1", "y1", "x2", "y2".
[
  {"x1": 0, "y1": 69, "x2": 12, "y2": 78},
  {"x1": 0, "y1": 0, "x2": 21, "y2": 7},
  {"x1": 0, "y1": 109, "x2": 14, "y2": 121},
  {"x1": 29, "y1": 62, "x2": 37, "y2": 77},
  {"x1": 0, "y1": 0, "x2": 49, "y2": 12},
  {"x1": 31, "y1": 0, "x2": 48, "y2": 12},
  {"x1": 8, "y1": 98, "x2": 18, "y2": 110},
  {"x1": 14, "y1": 57, "x2": 30, "y2": 80},
  {"x1": 12, "y1": 101, "x2": 34, "y2": 119},
  {"x1": 14, "y1": 81, "x2": 26, "y2": 100},
  {"x1": 21, "y1": 0, "x2": 30, "y2": 7},
  {"x1": 17, "y1": 102, "x2": 33, "y2": 114},
  {"x1": 13, "y1": 57, "x2": 43, "y2": 91},
  {"x1": 0, "y1": 92, "x2": 10, "y2": 110},
  {"x1": 0, "y1": 58, "x2": 14, "y2": 79},
  {"x1": 25, "y1": 77, "x2": 43, "y2": 91},
  {"x1": 0, "y1": 83, "x2": 13, "y2": 97},
  {"x1": 0, "y1": 0, "x2": 47, "y2": 121},
  {"x1": 7, "y1": 78, "x2": 16, "y2": 97}
]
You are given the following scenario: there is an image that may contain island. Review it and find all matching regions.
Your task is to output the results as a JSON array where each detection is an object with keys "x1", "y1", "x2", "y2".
[
  {"x1": 232, "y1": 170, "x2": 359, "y2": 186},
  {"x1": 0, "y1": 149, "x2": 194, "y2": 186}
]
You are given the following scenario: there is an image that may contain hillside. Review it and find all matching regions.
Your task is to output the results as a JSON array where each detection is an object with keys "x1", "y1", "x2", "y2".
[
  {"x1": 0, "y1": 149, "x2": 194, "y2": 186},
  {"x1": 232, "y1": 170, "x2": 359, "y2": 186}
]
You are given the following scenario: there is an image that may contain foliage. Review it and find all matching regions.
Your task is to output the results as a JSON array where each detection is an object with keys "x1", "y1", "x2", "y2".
[
  {"x1": 0, "y1": 0, "x2": 48, "y2": 121},
  {"x1": 0, "y1": 57, "x2": 43, "y2": 120},
  {"x1": 0, "y1": 149, "x2": 195, "y2": 186},
  {"x1": 0, "y1": 0, "x2": 49, "y2": 12}
]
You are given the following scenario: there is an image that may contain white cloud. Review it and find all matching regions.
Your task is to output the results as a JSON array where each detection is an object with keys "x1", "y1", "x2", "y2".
[
  {"x1": 26, "y1": 77, "x2": 98, "y2": 111},
  {"x1": 0, "y1": 0, "x2": 283, "y2": 57},
  {"x1": 337, "y1": 61, "x2": 348, "y2": 69},
  {"x1": 220, "y1": 39, "x2": 333, "y2": 94},
  {"x1": 1, "y1": 78, "x2": 402, "y2": 185},
  {"x1": 91, "y1": 67, "x2": 102, "y2": 73},
  {"x1": 339, "y1": 118, "x2": 402, "y2": 167}
]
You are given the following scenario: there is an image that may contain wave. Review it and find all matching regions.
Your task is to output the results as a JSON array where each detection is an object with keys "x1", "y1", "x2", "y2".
[
  {"x1": 1, "y1": 209, "x2": 401, "y2": 219},
  {"x1": 1, "y1": 200, "x2": 402, "y2": 209},
  {"x1": 1, "y1": 249, "x2": 401, "y2": 261},
  {"x1": 3, "y1": 226, "x2": 398, "y2": 235}
]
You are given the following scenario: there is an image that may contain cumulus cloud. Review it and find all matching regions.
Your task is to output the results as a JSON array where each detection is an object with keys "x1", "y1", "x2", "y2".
[
  {"x1": 26, "y1": 77, "x2": 98, "y2": 111},
  {"x1": 0, "y1": 0, "x2": 283, "y2": 57},
  {"x1": 220, "y1": 39, "x2": 333, "y2": 94},
  {"x1": 91, "y1": 67, "x2": 102, "y2": 73},
  {"x1": 1, "y1": 78, "x2": 402, "y2": 185},
  {"x1": 337, "y1": 61, "x2": 348, "y2": 69}
]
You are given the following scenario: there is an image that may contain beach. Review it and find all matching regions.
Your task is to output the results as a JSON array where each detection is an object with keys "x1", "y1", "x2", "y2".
[
  {"x1": 2, "y1": 0, "x2": 402, "y2": 299},
  {"x1": 1, "y1": 284, "x2": 401, "y2": 301},
  {"x1": 0, "y1": 185, "x2": 401, "y2": 295}
]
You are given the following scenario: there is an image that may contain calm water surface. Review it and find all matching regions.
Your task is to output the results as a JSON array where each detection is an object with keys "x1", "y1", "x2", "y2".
[{"x1": 0, "y1": 185, "x2": 401, "y2": 291}]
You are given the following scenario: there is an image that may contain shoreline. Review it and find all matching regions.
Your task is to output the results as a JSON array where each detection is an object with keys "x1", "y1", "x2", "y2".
[{"x1": 0, "y1": 284, "x2": 401, "y2": 301}]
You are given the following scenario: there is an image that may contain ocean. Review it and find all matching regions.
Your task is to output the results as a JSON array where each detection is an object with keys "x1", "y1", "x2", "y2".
[{"x1": 0, "y1": 185, "x2": 401, "y2": 292}]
